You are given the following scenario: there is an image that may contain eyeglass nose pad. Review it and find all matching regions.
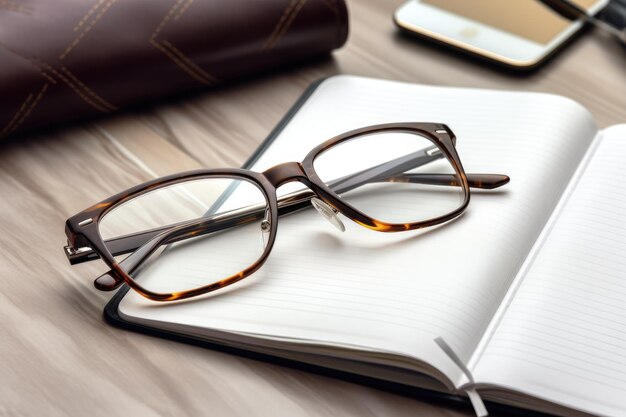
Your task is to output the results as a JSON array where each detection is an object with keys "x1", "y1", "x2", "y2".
[
  {"x1": 94, "y1": 269, "x2": 124, "y2": 291},
  {"x1": 311, "y1": 197, "x2": 345, "y2": 232}
]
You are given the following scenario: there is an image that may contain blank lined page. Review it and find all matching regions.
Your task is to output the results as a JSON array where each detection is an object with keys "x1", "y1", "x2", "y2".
[
  {"x1": 119, "y1": 76, "x2": 597, "y2": 385},
  {"x1": 474, "y1": 125, "x2": 626, "y2": 417}
]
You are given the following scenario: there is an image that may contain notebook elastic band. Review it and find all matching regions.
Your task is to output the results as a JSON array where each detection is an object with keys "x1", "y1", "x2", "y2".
[{"x1": 435, "y1": 337, "x2": 488, "y2": 417}]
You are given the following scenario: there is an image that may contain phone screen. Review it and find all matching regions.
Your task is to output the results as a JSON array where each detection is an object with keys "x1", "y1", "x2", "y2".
[{"x1": 422, "y1": 0, "x2": 601, "y2": 45}]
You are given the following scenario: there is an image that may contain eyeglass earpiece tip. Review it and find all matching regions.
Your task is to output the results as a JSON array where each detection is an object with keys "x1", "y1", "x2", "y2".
[{"x1": 94, "y1": 271, "x2": 124, "y2": 291}]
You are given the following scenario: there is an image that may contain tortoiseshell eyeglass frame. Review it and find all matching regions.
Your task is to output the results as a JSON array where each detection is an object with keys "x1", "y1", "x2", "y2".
[{"x1": 64, "y1": 122, "x2": 510, "y2": 302}]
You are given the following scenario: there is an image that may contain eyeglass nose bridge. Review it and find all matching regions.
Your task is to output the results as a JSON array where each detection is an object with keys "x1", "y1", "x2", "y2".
[{"x1": 262, "y1": 161, "x2": 309, "y2": 188}]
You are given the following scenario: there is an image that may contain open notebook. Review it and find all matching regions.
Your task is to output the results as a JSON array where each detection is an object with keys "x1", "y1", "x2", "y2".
[{"x1": 107, "y1": 76, "x2": 626, "y2": 417}]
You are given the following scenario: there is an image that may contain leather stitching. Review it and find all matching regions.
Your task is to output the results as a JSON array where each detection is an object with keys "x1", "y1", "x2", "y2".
[
  {"x1": 47, "y1": 65, "x2": 112, "y2": 112},
  {"x1": 0, "y1": 41, "x2": 58, "y2": 85},
  {"x1": 35, "y1": 68, "x2": 57, "y2": 85},
  {"x1": 0, "y1": 1, "x2": 33, "y2": 14},
  {"x1": 31, "y1": 55, "x2": 112, "y2": 112},
  {"x1": 151, "y1": 0, "x2": 185, "y2": 41},
  {"x1": 60, "y1": 66, "x2": 117, "y2": 111},
  {"x1": 60, "y1": 0, "x2": 117, "y2": 59},
  {"x1": 162, "y1": 41, "x2": 218, "y2": 84},
  {"x1": 150, "y1": 40, "x2": 215, "y2": 86},
  {"x1": 264, "y1": 0, "x2": 299, "y2": 50},
  {"x1": 0, "y1": 93, "x2": 33, "y2": 137},
  {"x1": 174, "y1": 0, "x2": 193, "y2": 21},
  {"x1": 3, "y1": 83, "x2": 49, "y2": 137},
  {"x1": 73, "y1": 0, "x2": 106, "y2": 32},
  {"x1": 0, "y1": 42, "x2": 114, "y2": 113},
  {"x1": 266, "y1": 0, "x2": 308, "y2": 50},
  {"x1": 151, "y1": 0, "x2": 218, "y2": 86}
]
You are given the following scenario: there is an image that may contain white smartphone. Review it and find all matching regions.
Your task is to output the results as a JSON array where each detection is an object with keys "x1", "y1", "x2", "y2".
[{"x1": 394, "y1": 0, "x2": 609, "y2": 69}]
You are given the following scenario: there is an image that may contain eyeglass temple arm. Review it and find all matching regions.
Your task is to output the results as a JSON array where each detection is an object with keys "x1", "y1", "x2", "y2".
[
  {"x1": 538, "y1": 0, "x2": 626, "y2": 42},
  {"x1": 70, "y1": 147, "x2": 508, "y2": 268},
  {"x1": 384, "y1": 173, "x2": 509, "y2": 190},
  {"x1": 328, "y1": 146, "x2": 508, "y2": 192},
  {"x1": 328, "y1": 147, "x2": 441, "y2": 193}
]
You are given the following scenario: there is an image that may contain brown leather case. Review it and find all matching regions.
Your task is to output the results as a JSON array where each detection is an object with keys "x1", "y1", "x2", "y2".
[{"x1": 0, "y1": 0, "x2": 348, "y2": 139}]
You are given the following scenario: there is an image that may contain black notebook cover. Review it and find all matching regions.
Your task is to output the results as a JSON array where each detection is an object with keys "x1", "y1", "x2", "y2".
[{"x1": 104, "y1": 78, "x2": 552, "y2": 417}]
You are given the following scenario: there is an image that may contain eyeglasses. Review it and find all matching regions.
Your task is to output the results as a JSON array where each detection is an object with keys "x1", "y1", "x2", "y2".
[{"x1": 63, "y1": 123, "x2": 509, "y2": 302}]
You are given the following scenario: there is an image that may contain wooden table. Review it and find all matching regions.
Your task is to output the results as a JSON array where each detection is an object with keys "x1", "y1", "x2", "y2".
[{"x1": 2, "y1": 1, "x2": 625, "y2": 416}]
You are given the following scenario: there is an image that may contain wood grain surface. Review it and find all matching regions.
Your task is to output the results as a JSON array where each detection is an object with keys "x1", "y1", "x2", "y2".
[{"x1": 1, "y1": 1, "x2": 625, "y2": 416}]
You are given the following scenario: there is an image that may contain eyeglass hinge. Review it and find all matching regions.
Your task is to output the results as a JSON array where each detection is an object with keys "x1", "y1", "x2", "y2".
[
  {"x1": 64, "y1": 244, "x2": 100, "y2": 265},
  {"x1": 426, "y1": 146, "x2": 443, "y2": 157}
]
